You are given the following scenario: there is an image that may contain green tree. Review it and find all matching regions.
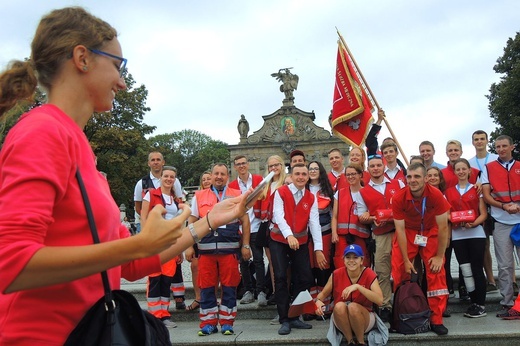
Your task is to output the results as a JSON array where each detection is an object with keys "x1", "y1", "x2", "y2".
[
  {"x1": 149, "y1": 129, "x2": 230, "y2": 187},
  {"x1": 0, "y1": 88, "x2": 46, "y2": 146},
  {"x1": 487, "y1": 31, "x2": 520, "y2": 158},
  {"x1": 86, "y1": 73, "x2": 156, "y2": 209}
]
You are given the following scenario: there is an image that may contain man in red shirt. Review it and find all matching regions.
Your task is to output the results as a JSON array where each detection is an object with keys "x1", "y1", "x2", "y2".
[{"x1": 392, "y1": 162, "x2": 451, "y2": 335}]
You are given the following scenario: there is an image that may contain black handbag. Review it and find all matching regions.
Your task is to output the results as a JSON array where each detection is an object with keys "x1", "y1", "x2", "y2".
[{"x1": 64, "y1": 169, "x2": 170, "y2": 346}]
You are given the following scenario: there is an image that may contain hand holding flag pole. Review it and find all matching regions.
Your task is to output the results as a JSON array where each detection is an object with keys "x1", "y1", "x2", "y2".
[{"x1": 335, "y1": 28, "x2": 410, "y2": 167}]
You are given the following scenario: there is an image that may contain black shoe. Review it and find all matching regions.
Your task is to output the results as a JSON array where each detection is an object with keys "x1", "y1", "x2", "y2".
[
  {"x1": 431, "y1": 323, "x2": 448, "y2": 335},
  {"x1": 278, "y1": 322, "x2": 291, "y2": 335},
  {"x1": 267, "y1": 294, "x2": 277, "y2": 305},
  {"x1": 379, "y1": 307, "x2": 392, "y2": 323},
  {"x1": 459, "y1": 286, "x2": 470, "y2": 301},
  {"x1": 289, "y1": 319, "x2": 312, "y2": 329},
  {"x1": 302, "y1": 314, "x2": 315, "y2": 321},
  {"x1": 442, "y1": 308, "x2": 451, "y2": 318},
  {"x1": 496, "y1": 305, "x2": 512, "y2": 318}
]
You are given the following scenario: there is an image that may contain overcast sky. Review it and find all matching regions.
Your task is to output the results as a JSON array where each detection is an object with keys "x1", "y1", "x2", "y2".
[{"x1": 1, "y1": 0, "x2": 519, "y2": 164}]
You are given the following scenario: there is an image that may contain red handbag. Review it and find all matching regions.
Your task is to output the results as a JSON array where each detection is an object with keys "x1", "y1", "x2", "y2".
[
  {"x1": 376, "y1": 209, "x2": 393, "y2": 223},
  {"x1": 451, "y1": 210, "x2": 476, "y2": 223}
]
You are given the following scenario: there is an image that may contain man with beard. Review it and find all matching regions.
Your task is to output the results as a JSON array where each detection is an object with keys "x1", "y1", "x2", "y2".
[
  {"x1": 391, "y1": 162, "x2": 451, "y2": 335},
  {"x1": 189, "y1": 163, "x2": 251, "y2": 336}
]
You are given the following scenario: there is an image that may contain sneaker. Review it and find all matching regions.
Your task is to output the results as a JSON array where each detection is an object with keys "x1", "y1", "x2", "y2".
[
  {"x1": 198, "y1": 324, "x2": 218, "y2": 336},
  {"x1": 240, "y1": 290, "x2": 254, "y2": 304},
  {"x1": 379, "y1": 307, "x2": 391, "y2": 323},
  {"x1": 257, "y1": 291, "x2": 268, "y2": 307},
  {"x1": 175, "y1": 301, "x2": 186, "y2": 310},
  {"x1": 162, "y1": 319, "x2": 177, "y2": 328},
  {"x1": 501, "y1": 308, "x2": 520, "y2": 320},
  {"x1": 464, "y1": 303, "x2": 486, "y2": 318},
  {"x1": 221, "y1": 324, "x2": 234, "y2": 335},
  {"x1": 430, "y1": 323, "x2": 448, "y2": 335},
  {"x1": 270, "y1": 314, "x2": 279, "y2": 325},
  {"x1": 496, "y1": 306, "x2": 512, "y2": 318},
  {"x1": 459, "y1": 286, "x2": 470, "y2": 301},
  {"x1": 486, "y1": 282, "x2": 498, "y2": 292},
  {"x1": 289, "y1": 319, "x2": 312, "y2": 329},
  {"x1": 278, "y1": 322, "x2": 291, "y2": 335}
]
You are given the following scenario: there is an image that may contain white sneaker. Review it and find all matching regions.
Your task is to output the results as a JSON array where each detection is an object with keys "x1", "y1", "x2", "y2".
[
  {"x1": 257, "y1": 292, "x2": 268, "y2": 307},
  {"x1": 240, "y1": 291, "x2": 255, "y2": 304},
  {"x1": 270, "y1": 314, "x2": 279, "y2": 325},
  {"x1": 163, "y1": 319, "x2": 177, "y2": 328}
]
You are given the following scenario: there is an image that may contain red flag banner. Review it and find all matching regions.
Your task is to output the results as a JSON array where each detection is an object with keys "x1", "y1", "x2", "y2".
[
  {"x1": 331, "y1": 41, "x2": 374, "y2": 147},
  {"x1": 288, "y1": 290, "x2": 316, "y2": 318}
]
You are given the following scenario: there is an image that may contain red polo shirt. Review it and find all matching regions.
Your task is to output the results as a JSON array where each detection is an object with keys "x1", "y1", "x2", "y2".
[{"x1": 392, "y1": 184, "x2": 451, "y2": 232}]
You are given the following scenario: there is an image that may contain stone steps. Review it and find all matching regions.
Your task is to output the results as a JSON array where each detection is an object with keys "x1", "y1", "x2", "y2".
[{"x1": 124, "y1": 280, "x2": 520, "y2": 346}]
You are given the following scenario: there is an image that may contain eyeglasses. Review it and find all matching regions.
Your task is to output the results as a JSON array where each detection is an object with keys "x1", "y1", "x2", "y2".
[
  {"x1": 308, "y1": 167, "x2": 320, "y2": 172},
  {"x1": 268, "y1": 163, "x2": 282, "y2": 169},
  {"x1": 367, "y1": 154, "x2": 382, "y2": 160},
  {"x1": 234, "y1": 162, "x2": 248, "y2": 167},
  {"x1": 345, "y1": 173, "x2": 359, "y2": 177},
  {"x1": 88, "y1": 48, "x2": 127, "y2": 77}
]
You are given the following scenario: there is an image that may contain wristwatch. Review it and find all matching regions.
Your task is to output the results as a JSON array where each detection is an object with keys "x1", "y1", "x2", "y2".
[{"x1": 242, "y1": 244, "x2": 251, "y2": 249}]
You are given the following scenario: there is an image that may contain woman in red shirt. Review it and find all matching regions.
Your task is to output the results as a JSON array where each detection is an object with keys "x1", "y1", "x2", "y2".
[
  {"x1": 316, "y1": 244, "x2": 383, "y2": 346},
  {"x1": 0, "y1": 7, "x2": 248, "y2": 345}
]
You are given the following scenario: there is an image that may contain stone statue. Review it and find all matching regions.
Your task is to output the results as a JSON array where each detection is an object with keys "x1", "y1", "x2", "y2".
[
  {"x1": 271, "y1": 68, "x2": 299, "y2": 106},
  {"x1": 237, "y1": 114, "x2": 249, "y2": 140}
]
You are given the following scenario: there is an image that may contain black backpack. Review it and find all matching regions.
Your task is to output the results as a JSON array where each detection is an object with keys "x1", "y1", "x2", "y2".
[{"x1": 390, "y1": 273, "x2": 431, "y2": 334}]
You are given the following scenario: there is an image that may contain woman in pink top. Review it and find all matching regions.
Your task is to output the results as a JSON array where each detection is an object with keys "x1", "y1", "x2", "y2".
[{"x1": 0, "y1": 7, "x2": 248, "y2": 345}]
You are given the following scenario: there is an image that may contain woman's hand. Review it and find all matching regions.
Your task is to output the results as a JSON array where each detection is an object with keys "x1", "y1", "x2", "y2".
[
  {"x1": 315, "y1": 250, "x2": 327, "y2": 270},
  {"x1": 185, "y1": 246, "x2": 195, "y2": 262},
  {"x1": 138, "y1": 203, "x2": 191, "y2": 256},
  {"x1": 206, "y1": 192, "x2": 250, "y2": 229},
  {"x1": 331, "y1": 231, "x2": 338, "y2": 244},
  {"x1": 315, "y1": 299, "x2": 325, "y2": 316},
  {"x1": 341, "y1": 284, "x2": 359, "y2": 300}
]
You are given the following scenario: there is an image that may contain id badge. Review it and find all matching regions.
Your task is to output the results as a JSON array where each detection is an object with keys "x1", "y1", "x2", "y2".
[{"x1": 414, "y1": 234, "x2": 428, "y2": 247}]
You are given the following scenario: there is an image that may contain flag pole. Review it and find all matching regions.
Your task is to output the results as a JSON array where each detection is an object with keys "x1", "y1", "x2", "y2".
[{"x1": 336, "y1": 28, "x2": 410, "y2": 167}]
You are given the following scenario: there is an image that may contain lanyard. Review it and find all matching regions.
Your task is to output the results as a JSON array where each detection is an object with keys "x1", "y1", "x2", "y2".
[
  {"x1": 411, "y1": 197, "x2": 427, "y2": 234},
  {"x1": 475, "y1": 153, "x2": 489, "y2": 172},
  {"x1": 456, "y1": 184, "x2": 470, "y2": 196},
  {"x1": 210, "y1": 186, "x2": 227, "y2": 236},
  {"x1": 211, "y1": 186, "x2": 227, "y2": 202}
]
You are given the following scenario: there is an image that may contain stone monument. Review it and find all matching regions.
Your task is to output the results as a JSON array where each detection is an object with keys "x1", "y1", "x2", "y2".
[{"x1": 228, "y1": 69, "x2": 349, "y2": 177}]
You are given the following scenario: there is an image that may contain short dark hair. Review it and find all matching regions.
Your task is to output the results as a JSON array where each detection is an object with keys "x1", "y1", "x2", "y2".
[
  {"x1": 496, "y1": 134, "x2": 513, "y2": 145},
  {"x1": 211, "y1": 162, "x2": 229, "y2": 173},
  {"x1": 419, "y1": 140, "x2": 435, "y2": 150},
  {"x1": 472, "y1": 130, "x2": 488, "y2": 141},
  {"x1": 290, "y1": 150, "x2": 305, "y2": 160},
  {"x1": 407, "y1": 162, "x2": 426, "y2": 176},
  {"x1": 381, "y1": 141, "x2": 398, "y2": 153},
  {"x1": 233, "y1": 155, "x2": 247, "y2": 164}
]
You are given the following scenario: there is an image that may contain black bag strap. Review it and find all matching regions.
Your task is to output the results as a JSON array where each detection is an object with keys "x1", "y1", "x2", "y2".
[{"x1": 76, "y1": 168, "x2": 114, "y2": 308}]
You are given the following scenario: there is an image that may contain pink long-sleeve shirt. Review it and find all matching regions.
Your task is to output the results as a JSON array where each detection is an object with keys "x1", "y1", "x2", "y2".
[{"x1": 0, "y1": 105, "x2": 160, "y2": 345}]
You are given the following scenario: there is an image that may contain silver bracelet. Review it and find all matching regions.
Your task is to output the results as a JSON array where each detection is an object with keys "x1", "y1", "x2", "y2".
[{"x1": 188, "y1": 223, "x2": 200, "y2": 243}]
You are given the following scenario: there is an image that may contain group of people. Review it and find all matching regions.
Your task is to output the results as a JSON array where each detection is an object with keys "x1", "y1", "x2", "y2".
[
  {"x1": 1, "y1": 6, "x2": 520, "y2": 346},
  {"x1": 149, "y1": 126, "x2": 520, "y2": 345}
]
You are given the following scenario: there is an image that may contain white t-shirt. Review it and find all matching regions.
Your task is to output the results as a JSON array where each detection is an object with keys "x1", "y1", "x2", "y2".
[{"x1": 143, "y1": 191, "x2": 179, "y2": 220}]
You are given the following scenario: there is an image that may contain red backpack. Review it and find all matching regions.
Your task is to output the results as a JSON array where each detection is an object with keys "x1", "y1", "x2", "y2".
[{"x1": 390, "y1": 274, "x2": 431, "y2": 334}]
